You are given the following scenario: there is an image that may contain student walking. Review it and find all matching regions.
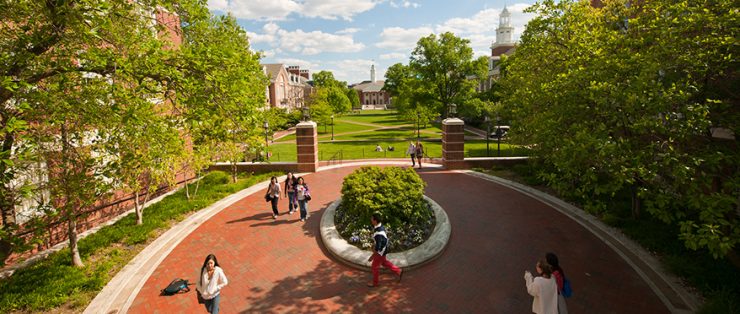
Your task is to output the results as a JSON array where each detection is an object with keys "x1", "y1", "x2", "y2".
[
  {"x1": 524, "y1": 259, "x2": 558, "y2": 314},
  {"x1": 284, "y1": 172, "x2": 297, "y2": 214},
  {"x1": 265, "y1": 176, "x2": 281, "y2": 219},
  {"x1": 295, "y1": 177, "x2": 310, "y2": 222},
  {"x1": 197, "y1": 254, "x2": 228, "y2": 314},
  {"x1": 367, "y1": 213, "x2": 402, "y2": 287},
  {"x1": 414, "y1": 141, "x2": 424, "y2": 168},
  {"x1": 406, "y1": 141, "x2": 416, "y2": 167},
  {"x1": 546, "y1": 252, "x2": 569, "y2": 314}
]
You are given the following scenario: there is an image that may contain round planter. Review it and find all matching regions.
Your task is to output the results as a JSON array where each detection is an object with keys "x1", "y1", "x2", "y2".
[{"x1": 319, "y1": 195, "x2": 451, "y2": 271}]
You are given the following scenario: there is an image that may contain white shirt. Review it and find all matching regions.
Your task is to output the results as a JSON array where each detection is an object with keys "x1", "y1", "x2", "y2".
[
  {"x1": 406, "y1": 144, "x2": 416, "y2": 155},
  {"x1": 198, "y1": 266, "x2": 228, "y2": 300},
  {"x1": 525, "y1": 273, "x2": 558, "y2": 314}
]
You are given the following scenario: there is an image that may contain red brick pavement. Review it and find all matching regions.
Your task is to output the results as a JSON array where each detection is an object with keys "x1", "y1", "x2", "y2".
[{"x1": 128, "y1": 166, "x2": 668, "y2": 313}]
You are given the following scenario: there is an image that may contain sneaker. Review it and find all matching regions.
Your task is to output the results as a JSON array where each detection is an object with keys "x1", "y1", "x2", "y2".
[
  {"x1": 273, "y1": 214, "x2": 277, "y2": 219},
  {"x1": 366, "y1": 282, "x2": 377, "y2": 288},
  {"x1": 300, "y1": 218, "x2": 305, "y2": 222}
]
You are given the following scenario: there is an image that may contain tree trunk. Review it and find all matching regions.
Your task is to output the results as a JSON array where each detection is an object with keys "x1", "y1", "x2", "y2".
[
  {"x1": 68, "y1": 212, "x2": 83, "y2": 267},
  {"x1": 134, "y1": 189, "x2": 143, "y2": 225},
  {"x1": 231, "y1": 163, "x2": 237, "y2": 183},
  {"x1": 184, "y1": 177, "x2": 190, "y2": 200},
  {"x1": 193, "y1": 171, "x2": 202, "y2": 198}
]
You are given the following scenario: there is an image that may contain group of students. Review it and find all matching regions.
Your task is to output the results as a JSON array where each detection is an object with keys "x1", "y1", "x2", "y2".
[
  {"x1": 406, "y1": 141, "x2": 425, "y2": 168},
  {"x1": 525, "y1": 252, "x2": 570, "y2": 314},
  {"x1": 264, "y1": 172, "x2": 311, "y2": 222}
]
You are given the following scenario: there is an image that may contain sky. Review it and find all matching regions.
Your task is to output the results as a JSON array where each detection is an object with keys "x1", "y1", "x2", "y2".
[{"x1": 208, "y1": 0, "x2": 537, "y2": 84}]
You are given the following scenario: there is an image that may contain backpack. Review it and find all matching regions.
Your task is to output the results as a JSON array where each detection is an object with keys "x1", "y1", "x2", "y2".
[
  {"x1": 162, "y1": 278, "x2": 190, "y2": 296},
  {"x1": 562, "y1": 277, "x2": 573, "y2": 298}
]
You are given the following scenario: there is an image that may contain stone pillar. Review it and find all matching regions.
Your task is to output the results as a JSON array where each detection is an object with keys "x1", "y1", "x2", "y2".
[
  {"x1": 442, "y1": 118, "x2": 465, "y2": 169},
  {"x1": 296, "y1": 121, "x2": 318, "y2": 172}
]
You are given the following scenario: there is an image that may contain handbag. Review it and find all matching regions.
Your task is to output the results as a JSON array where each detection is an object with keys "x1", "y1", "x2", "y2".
[
  {"x1": 197, "y1": 290, "x2": 205, "y2": 304},
  {"x1": 264, "y1": 194, "x2": 272, "y2": 202}
]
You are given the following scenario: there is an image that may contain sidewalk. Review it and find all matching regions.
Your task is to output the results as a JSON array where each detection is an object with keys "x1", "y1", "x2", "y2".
[{"x1": 107, "y1": 165, "x2": 677, "y2": 313}]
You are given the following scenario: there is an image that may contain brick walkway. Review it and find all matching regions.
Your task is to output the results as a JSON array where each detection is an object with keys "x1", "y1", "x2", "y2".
[{"x1": 127, "y1": 166, "x2": 668, "y2": 313}]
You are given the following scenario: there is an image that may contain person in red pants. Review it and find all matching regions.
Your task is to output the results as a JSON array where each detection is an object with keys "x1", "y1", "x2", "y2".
[{"x1": 367, "y1": 213, "x2": 403, "y2": 287}]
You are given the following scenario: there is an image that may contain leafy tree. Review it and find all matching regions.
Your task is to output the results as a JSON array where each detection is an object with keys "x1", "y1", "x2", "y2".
[
  {"x1": 501, "y1": 0, "x2": 739, "y2": 258},
  {"x1": 408, "y1": 32, "x2": 489, "y2": 118},
  {"x1": 312, "y1": 71, "x2": 342, "y2": 88},
  {"x1": 346, "y1": 88, "x2": 360, "y2": 109}
]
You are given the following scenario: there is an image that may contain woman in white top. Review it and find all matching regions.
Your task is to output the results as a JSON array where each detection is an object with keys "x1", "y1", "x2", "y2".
[
  {"x1": 406, "y1": 141, "x2": 416, "y2": 167},
  {"x1": 524, "y1": 259, "x2": 558, "y2": 314},
  {"x1": 266, "y1": 176, "x2": 281, "y2": 219},
  {"x1": 295, "y1": 177, "x2": 310, "y2": 222},
  {"x1": 197, "y1": 254, "x2": 228, "y2": 314}
]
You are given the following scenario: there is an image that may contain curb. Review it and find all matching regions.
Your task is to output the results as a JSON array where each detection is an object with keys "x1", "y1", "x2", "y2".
[{"x1": 319, "y1": 196, "x2": 451, "y2": 272}]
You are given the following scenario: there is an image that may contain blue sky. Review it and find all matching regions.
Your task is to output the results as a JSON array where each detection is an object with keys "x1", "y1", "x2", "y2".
[{"x1": 208, "y1": 0, "x2": 537, "y2": 84}]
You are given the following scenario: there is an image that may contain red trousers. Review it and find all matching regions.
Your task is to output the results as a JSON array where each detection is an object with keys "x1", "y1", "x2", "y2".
[{"x1": 371, "y1": 252, "x2": 401, "y2": 286}]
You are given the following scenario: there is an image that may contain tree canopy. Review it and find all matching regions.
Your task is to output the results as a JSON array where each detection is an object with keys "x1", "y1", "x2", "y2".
[{"x1": 501, "y1": 0, "x2": 739, "y2": 258}]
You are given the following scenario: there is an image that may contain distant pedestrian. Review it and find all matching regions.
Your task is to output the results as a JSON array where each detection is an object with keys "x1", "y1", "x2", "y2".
[
  {"x1": 414, "y1": 141, "x2": 424, "y2": 168},
  {"x1": 524, "y1": 259, "x2": 558, "y2": 314},
  {"x1": 295, "y1": 177, "x2": 310, "y2": 222},
  {"x1": 284, "y1": 172, "x2": 297, "y2": 214},
  {"x1": 265, "y1": 176, "x2": 281, "y2": 219},
  {"x1": 546, "y1": 252, "x2": 569, "y2": 314},
  {"x1": 406, "y1": 141, "x2": 416, "y2": 167},
  {"x1": 375, "y1": 144, "x2": 383, "y2": 152},
  {"x1": 367, "y1": 213, "x2": 402, "y2": 287},
  {"x1": 197, "y1": 254, "x2": 228, "y2": 314}
]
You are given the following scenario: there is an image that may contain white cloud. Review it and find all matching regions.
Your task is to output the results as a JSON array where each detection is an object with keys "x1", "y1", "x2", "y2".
[
  {"x1": 248, "y1": 23, "x2": 364, "y2": 55},
  {"x1": 376, "y1": 26, "x2": 434, "y2": 51},
  {"x1": 301, "y1": 0, "x2": 380, "y2": 21},
  {"x1": 376, "y1": 3, "x2": 536, "y2": 55},
  {"x1": 207, "y1": 0, "x2": 380, "y2": 21},
  {"x1": 390, "y1": 1, "x2": 420, "y2": 8},
  {"x1": 379, "y1": 52, "x2": 406, "y2": 60},
  {"x1": 259, "y1": 49, "x2": 276, "y2": 58},
  {"x1": 324, "y1": 59, "x2": 381, "y2": 84},
  {"x1": 337, "y1": 27, "x2": 361, "y2": 34}
]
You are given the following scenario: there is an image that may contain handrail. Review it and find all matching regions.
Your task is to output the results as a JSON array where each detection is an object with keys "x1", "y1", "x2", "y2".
[{"x1": 327, "y1": 150, "x2": 343, "y2": 165}]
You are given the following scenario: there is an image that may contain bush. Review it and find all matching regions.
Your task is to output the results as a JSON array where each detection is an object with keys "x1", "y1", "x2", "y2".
[{"x1": 340, "y1": 166, "x2": 428, "y2": 226}]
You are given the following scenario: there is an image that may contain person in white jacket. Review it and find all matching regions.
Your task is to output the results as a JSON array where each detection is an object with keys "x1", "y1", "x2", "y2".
[
  {"x1": 524, "y1": 260, "x2": 558, "y2": 314},
  {"x1": 406, "y1": 141, "x2": 416, "y2": 167},
  {"x1": 197, "y1": 254, "x2": 228, "y2": 314}
]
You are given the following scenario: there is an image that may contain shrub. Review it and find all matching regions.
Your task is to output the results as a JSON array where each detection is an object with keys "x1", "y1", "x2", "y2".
[{"x1": 340, "y1": 166, "x2": 429, "y2": 227}]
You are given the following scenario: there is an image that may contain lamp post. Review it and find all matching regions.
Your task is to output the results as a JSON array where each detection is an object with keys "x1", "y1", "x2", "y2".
[
  {"x1": 484, "y1": 115, "x2": 491, "y2": 157},
  {"x1": 302, "y1": 106, "x2": 310, "y2": 121},
  {"x1": 416, "y1": 111, "x2": 421, "y2": 143},
  {"x1": 449, "y1": 103, "x2": 457, "y2": 118},
  {"x1": 496, "y1": 114, "x2": 501, "y2": 157},
  {"x1": 331, "y1": 114, "x2": 334, "y2": 141},
  {"x1": 263, "y1": 120, "x2": 269, "y2": 161}
]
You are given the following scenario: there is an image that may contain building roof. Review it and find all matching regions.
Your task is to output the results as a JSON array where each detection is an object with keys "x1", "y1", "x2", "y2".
[
  {"x1": 492, "y1": 45, "x2": 516, "y2": 57},
  {"x1": 352, "y1": 80, "x2": 385, "y2": 92},
  {"x1": 261, "y1": 63, "x2": 286, "y2": 82}
]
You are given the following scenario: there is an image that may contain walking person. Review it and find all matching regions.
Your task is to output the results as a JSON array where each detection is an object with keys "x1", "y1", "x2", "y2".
[
  {"x1": 197, "y1": 254, "x2": 228, "y2": 314},
  {"x1": 367, "y1": 213, "x2": 402, "y2": 287},
  {"x1": 546, "y1": 252, "x2": 569, "y2": 314},
  {"x1": 265, "y1": 176, "x2": 281, "y2": 219},
  {"x1": 414, "y1": 141, "x2": 424, "y2": 168},
  {"x1": 284, "y1": 172, "x2": 297, "y2": 214},
  {"x1": 295, "y1": 177, "x2": 310, "y2": 222},
  {"x1": 406, "y1": 141, "x2": 416, "y2": 167},
  {"x1": 524, "y1": 259, "x2": 558, "y2": 314}
]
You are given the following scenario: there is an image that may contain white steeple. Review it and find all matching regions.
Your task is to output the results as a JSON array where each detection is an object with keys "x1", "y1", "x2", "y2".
[
  {"x1": 370, "y1": 63, "x2": 376, "y2": 82},
  {"x1": 493, "y1": 6, "x2": 514, "y2": 48}
]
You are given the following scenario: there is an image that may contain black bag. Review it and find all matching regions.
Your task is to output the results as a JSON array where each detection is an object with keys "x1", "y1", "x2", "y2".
[
  {"x1": 264, "y1": 194, "x2": 272, "y2": 202},
  {"x1": 197, "y1": 290, "x2": 206, "y2": 304},
  {"x1": 162, "y1": 278, "x2": 190, "y2": 295}
]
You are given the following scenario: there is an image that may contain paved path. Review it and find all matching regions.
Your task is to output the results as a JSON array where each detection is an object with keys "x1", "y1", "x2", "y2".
[{"x1": 125, "y1": 165, "x2": 671, "y2": 313}]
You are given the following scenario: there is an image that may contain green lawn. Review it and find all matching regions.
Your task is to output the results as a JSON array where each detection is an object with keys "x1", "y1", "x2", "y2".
[
  {"x1": 335, "y1": 110, "x2": 408, "y2": 126},
  {"x1": 268, "y1": 140, "x2": 525, "y2": 162}
]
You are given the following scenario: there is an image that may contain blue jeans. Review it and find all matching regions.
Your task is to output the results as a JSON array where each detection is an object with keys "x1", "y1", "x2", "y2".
[
  {"x1": 298, "y1": 199, "x2": 308, "y2": 219},
  {"x1": 287, "y1": 191, "x2": 296, "y2": 212},
  {"x1": 204, "y1": 294, "x2": 220, "y2": 314}
]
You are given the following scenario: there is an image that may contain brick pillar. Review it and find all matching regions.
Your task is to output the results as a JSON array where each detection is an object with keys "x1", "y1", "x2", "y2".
[
  {"x1": 442, "y1": 118, "x2": 465, "y2": 169},
  {"x1": 296, "y1": 121, "x2": 318, "y2": 172}
]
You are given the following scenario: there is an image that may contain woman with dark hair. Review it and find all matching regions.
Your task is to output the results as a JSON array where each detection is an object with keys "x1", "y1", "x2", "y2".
[
  {"x1": 284, "y1": 172, "x2": 297, "y2": 214},
  {"x1": 265, "y1": 176, "x2": 281, "y2": 219},
  {"x1": 295, "y1": 177, "x2": 310, "y2": 222},
  {"x1": 197, "y1": 254, "x2": 228, "y2": 314},
  {"x1": 546, "y1": 252, "x2": 569, "y2": 314},
  {"x1": 524, "y1": 259, "x2": 558, "y2": 314}
]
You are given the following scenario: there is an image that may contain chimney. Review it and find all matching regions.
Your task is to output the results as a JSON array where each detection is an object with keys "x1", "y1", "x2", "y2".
[
  {"x1": 287, "y1": 65, "x2": 300, "y2": 76},
  {"x1": 299, "y1": 69, "x2": 310, "y2": 79}
]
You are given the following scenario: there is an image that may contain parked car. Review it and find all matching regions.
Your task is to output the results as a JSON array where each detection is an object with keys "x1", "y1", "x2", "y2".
[{"x1": 490, "y1": 126, "x2": 510, "y2": 139}]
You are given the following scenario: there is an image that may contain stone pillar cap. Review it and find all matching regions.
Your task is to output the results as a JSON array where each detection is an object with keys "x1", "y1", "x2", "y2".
[
  {"x1": 296, "y1": 121, "x2": 317, "y2": 128},
  {"x1": 442, "y1": 118, "x2": 464, "y2": 125}
]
